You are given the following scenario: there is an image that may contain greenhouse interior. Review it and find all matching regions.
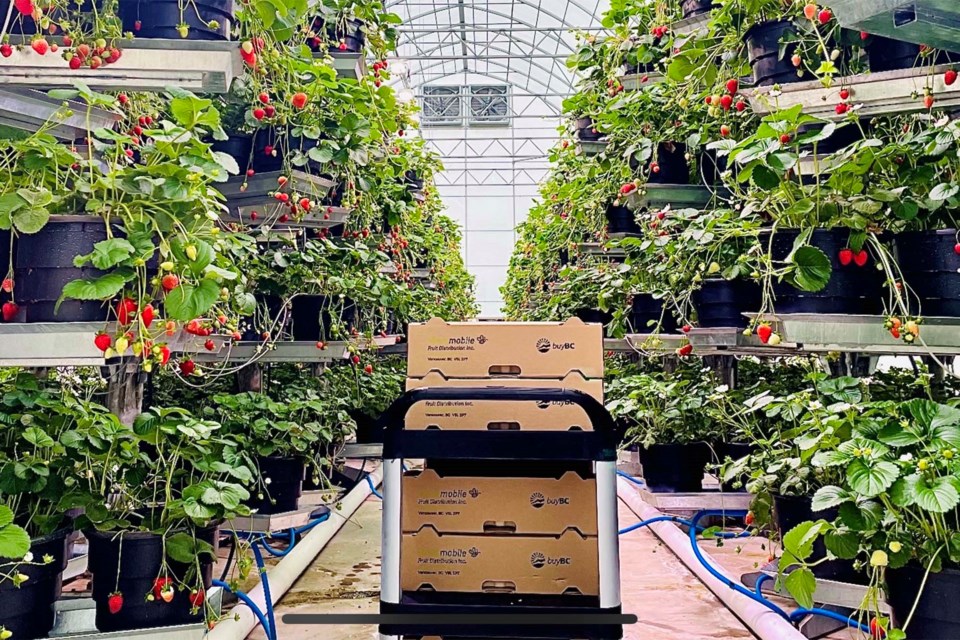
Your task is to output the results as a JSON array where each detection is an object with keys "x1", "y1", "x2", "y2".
[{"x1": 7, "y1": 0, "x2": 960, "y2": 639}]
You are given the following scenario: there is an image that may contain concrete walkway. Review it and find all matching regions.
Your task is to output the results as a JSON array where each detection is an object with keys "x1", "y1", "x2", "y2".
[{"x1": 250, "y1": 496, "x2": 799, "y2": 640}]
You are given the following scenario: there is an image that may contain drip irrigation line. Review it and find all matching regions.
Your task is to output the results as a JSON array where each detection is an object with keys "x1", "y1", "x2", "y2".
[
  {"x1": 366, "y1": 474, "x2": 383, "y2": 499},
  {"x1": 616, "y1": 470, "x2": 645, "y2": 486},
  {"x1": 789, "y1": 608, "x2": 872, "y2": 634},
  {"x1": 212, "y1": 579, "x2": 275, "y2": 640}
]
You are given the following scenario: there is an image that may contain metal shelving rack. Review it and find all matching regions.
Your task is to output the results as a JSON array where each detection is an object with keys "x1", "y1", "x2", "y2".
[{"x1": 0, "y1": 38, "x2": 241, "y2": 93}]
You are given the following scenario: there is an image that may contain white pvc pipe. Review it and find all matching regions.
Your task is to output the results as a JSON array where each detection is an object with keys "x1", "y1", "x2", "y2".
[
  {"x1": 209, "y1": 465, "x2": 383, "y2": 640},
  {"x1": 617, "y1": 478, "x2": 807, "y2": 640}
]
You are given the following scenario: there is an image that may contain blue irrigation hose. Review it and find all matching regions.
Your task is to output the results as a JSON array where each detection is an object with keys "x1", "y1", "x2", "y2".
[
  {"x1": 789, "y1": 607, "x2": 872, "y2": 634},
  {"x1": 755, "y1": 573, "x2": 772, "y2": 597},
  {"x1": 616, "y1": 470, "x2": 645, "y2": 486},
  {"x1": 212, "y1": 579, "x2": 276, "y2": 640},
  {"x1": 259, "y1": 529, "x2": 297, "y2": 558},
  {"x1": 366, "y1": 474, "x2": 382, "y2": 499},
  {"x1": 619, "y1": 514, "x2": 751, "y2": 539},
  {"x1": 251, "y1": 542, "x2": 278, "y2": 640},
  {"x1": 687, "y1": 510, "x2": 792, "y2": 621}
]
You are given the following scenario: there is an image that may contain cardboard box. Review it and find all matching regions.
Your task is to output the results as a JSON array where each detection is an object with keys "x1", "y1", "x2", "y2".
[
  {"x1": 400, "y1": 528, "x2": 599, "y2": 596},
  {"x1": 401, "y1": 468, "x2": 598, "y2": 535},
  {"x1": 404, "y1": 372, "x2": 603, "y2": 432},
  {"x1": 407, "y1": 318, "x2": 604, "y2": 379}
]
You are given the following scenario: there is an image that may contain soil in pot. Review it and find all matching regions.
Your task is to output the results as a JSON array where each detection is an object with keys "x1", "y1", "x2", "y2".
[
  {"x1": 769, "y1": 228, "x2": 884, "y2": 315},
  {"x1": 887, "y1": 564, "x2": 960, "y2": 639},
  {"x1": 605, "y1": 204, "x2": 640, "y2": 236},
  {"x1": 574, "y1": 308, "x2": 614, "y2": 326},
  {"x1": 681, "y1": 0, "x2": 717, "y2": 18},
  {"x1": 745, "y1": 20, "x2": 811, "y2": 87},
  {"x1": 87, "y1": 527, "x2": 217, "y2": 633},
  {"x1": 895, "y1": 230, "x2": 960, "y2": 317},
  {"x1": 638, "y1": 442, "x2": 710, "y2": 492},
  {"x1": 247, "y1": 456, "x2": 305, "y2": 514},
  {"x1": 629, "y1": 293, "x2": 678, "y2": 334},
  {"x1": 575, "y1": 117, "x2": 602, "y2": 141},
  {"x1": 693, "y1": 278, "x2": 761, "y2": 328},
  {"x1": 12, "y1": 216, "x2": 113, "y2": 322},
  {"x1": 118, "y1": 0, "x2": 235, "y2": 40},
  {"x1": 0, "y1": 528, "x2": 70, "y2": 639},
  {"x1": 773, "y1": 494, "x2": 861, "y2": 583}
]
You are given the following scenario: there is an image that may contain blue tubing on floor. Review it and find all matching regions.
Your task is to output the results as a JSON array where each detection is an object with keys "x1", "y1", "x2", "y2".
[
  {"x1": 366, "y1": 474, "x2": 383, "y2": 499},
  {"x1": 619, "y1": 515, "x2": 751, "y2": 539},
  {"x1": 789, "y1": 607, "x2": 872, "y2": 634},
  {"x1": 212, "y1": 579, "x2": 276, "y2": 640},
  {"x1": 616, "y1": 470, "x2": 645, "y2": 486},
  {"x1": 251, "y1": 542, "x2": 277, "y2": 640}
]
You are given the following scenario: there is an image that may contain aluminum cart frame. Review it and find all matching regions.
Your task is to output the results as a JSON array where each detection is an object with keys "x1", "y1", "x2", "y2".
[{"x1": 378, "y1": 387, "x2": 622, "y2": 640}]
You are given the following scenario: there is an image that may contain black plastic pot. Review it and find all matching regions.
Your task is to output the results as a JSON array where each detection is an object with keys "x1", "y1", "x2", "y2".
[
  {"x1": 866, "y1": 35, "x2": 959, "y2": 72},
  {"x1": 574, "y1": 308, "x2": 614, "y2": 326},
  {"x1": 575, "y1": 117, "x2": 602, "y2": 141},
  {"x1": 681, "y1": 0, "x2": 717, "y2": 18},
  {"x1": 289, "y1": 294, "x2": 330, "y2": 342},
  {"x1": 0, "y1": 528, "x2": 70, "y2": 639},
  {"x1": 887, "y1": 565, "x2": 960, "y2": 639},
  {"x1": 310, "y1": 17, "x2": 365, "y2": 53},
  {"x1": 895, "y1": 230, "x2": 960, "y2": 317},
  {"x1": 351, "y1": 408, "x2": 382, "y2": 444},
  {"x1": 629, "y1": 293, "x2": 677, "y2": 334},
  {"x1": 248, "y1": 456, "x2": 305, "y2": 514},
  {"x1": 769, "y1": 228, "x2": 884, "y2": 315},
  {"x1": 211, "y1": 134, "x2": 253, "y2": 172},
  {"x1": 605, "y1": 204, "x2": 640, "y2": 235},
  {"x1": 118, "y1": 0, "x2": 235, "y2": 40},
  {"x1": 697, "y1": 148, "x2": 728, "y2": 186},
  {"x1": 12, "y1": 216, "x2": 112, "y2": 322},
  {"x1": 773, "y1": 494, "x2": 860, "y2": 582},
  {"x1": 239, "y1": 294, "x2": 285, "y2": 341},
  {"x1": 638, "y1": 443, "x2": 710, "y2": 493},
  {"x1": 745, "y1": 20, "x2": 810, "y2": 87},
  {"x1": 648, "y1": 142, "x2": 689, "y2": 185},
  {"x1": 251, "y1": 128, "x2": 283, "y2": 173},
  {"x1": 0, "y1": 0, "x2": 99, "y2": 32},
  {"x1": 87, "y1": 527, "x2": 217, "y2": 633},
  {"x1": 692, "y1": 278, "x2": 761, "y2": 328}
]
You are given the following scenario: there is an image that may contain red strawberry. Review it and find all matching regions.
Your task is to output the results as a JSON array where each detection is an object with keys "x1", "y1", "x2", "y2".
[
  {"x1": 161, "y1": 274, "x2": 180, "y2": 292},
  {"x1": 720, "y1": 94, "x2": 733, "y2": 110},
  {"x1": 835, "y1": 103, "x2": 849, "y2": 115},
  {"x1": 364, "y1": 364, "x2": 373, "y2": 374},
  {"x1": 780, "y1": 134, "x2": 791, "y2": 144},
  {"x1": 159, "y1": 345, "x2": 171, "y2": 365},
  {"x1": 117, "y1": 298, "x2": 137, "y2": 325},
  {"x1": 351, "y1": 354, "x2": 360, "y2": 365},
  {"x1": 954, "y1": 243, "x2": 960, "y2": 255},
  {"x1": 291, "y1": 92, "x2": 308, "y2": 109},
  {"x1": 108, "y1": 592, "x2": 124, "y2": 614},
  {"x1": 676, "y1": 343, "x2": 694, "y2": 357},
  {"x1": 838, "y1": 248, "x2": 853, "y2": 266},
  {"x1": 725, "y1": 78, "x2": 739, "y2": 95},
  {"x1": 818, "y1": 8, "x2": 832, "y2": 24},
  {"x1": 839, "y1": 88, "x2": 850, "y2": 100},
  {"x1": 853, "y1": 249, "x2": 869, "y2": 267},
  {"x1": 134, "y1": 19, "x2": 141, "y2": 31},
  {"x1": 264, "y1": 105, "x2": 275, "y2": 118},
  {"x1": 252, "y1": 108, "x2": 265, "y2": 120},
  {"x1": 189, "y1": 589, "x2": 204, "y2": 608},
  {"x1": 757, "y1": 324, "x2": 773, "y2": 344},
  {"x1": 246, "y1": 168, "x2": 255, "y2": 177},
  {"x1": 299, "y1": 197, "x2": 311, "y2": 211},
  {"x1": 316, "y1": 341, "x2": 326, "y2": 350},
  {"x1": 0, "y1": 44, "x2": 12, "y2": 58},
  {"x1": 258, "y1": 92, "x2": 270, "y2": 104},
  {"x1": 924, "y1": 94, "x2": 935, "y2": 109},
  {"x1": 180, "y1": 360, "x2": 196, "y2": 376},
  {"x1": 31, "y1": 38, "x2": 48, "y2": 55},
  {"x1": 620, "y1": 183, "x2": 637, "y2": 195},
  {"x1": 1, "y1": 301, "x2": 17, "y2": 322},
  {"x1": 152, "y1": 577, "x2": 173, "y2": 600},
  {"x1": 946, "y1": 69, "x2": 958, "y2": 86},
  {"x1": 720, "y1": 124, "x2": 731, "y2": 137},
  {"x1": 682, "y1": 325, "x2": 691, "y2": 333},
  {"x1": 94, "y1": 333, "x2": 111, "y2": 352},
  {"x1": 735, "y1": 100, "x2": 746, "y2": 112},
  {"x1": 870, "y1": 618, "x2": 885, "y2": 639},
  {"x1": 204, "y1": 338, "x2": 215, "y2": 351},
  {"x1": 76, "y1": 43, "x2": 90, "y2": 59},
  {"x1": 860, "y1": 31, "x2": 869, "y2": 41},
  {"x1": 1, "y1": 278, "x2": 12, "y2": 293},
  {"x1": 14, "y1": 0, "x2": 33, "y2": 14}
]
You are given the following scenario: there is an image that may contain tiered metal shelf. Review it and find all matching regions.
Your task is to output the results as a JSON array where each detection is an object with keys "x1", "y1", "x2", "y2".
[
  {"x1": 0, "y1": 88, "x2": 121, "y2": 139},
  {"x1": 380, "y1": 264, "x2": 432, "y2": 280},
  {"x1": 830, "y1": 0, "x2": 960, "y2": 54},
  {"x1": 0, "y1": 38, "x2": 241, "y2": 92},
  {"x1": 217, "y1": 170, "x2": 351, "y2": 229},
  {"x1": 328, "y1": 51, "x2": 367, "y2": 79},
  {"x1": 192, "y1": 335, "x2": 399, "y2": 364},
  {"x1": 625, "y1": 184, "x2": 725, "y2": 210},
  {"x1": 619, "y1": 71, "x2": 664, "y2": 91},
  {"x1": 747, "y1": 63, "x2": 960, "y2": 120},
  {"x1": 671, "y1": 11, "x2": 712, "y2": 37},
  {"x1": 578, "y1": 138, "x2": 608, "y2": 156}
]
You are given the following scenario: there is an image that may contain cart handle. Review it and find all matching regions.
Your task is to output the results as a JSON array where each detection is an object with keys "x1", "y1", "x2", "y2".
[{"x1": 375, "y1": 387, "x2": 617, "y2": 435}]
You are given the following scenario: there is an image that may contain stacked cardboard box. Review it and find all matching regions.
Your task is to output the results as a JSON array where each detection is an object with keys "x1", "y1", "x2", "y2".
[{"x1": 401, "y1": 318, "x2": 604, "y2": 596}]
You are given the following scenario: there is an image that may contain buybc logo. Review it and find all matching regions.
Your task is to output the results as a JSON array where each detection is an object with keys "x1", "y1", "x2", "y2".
[
  {"x1": 530, "y1": 552, "x2": 572, "y2": 568},
  {"x1": 529, "y1": 492, "x2": 570, "y2": 509},
  {"x1": 536, "y1": 338, "x2": 576, "y2": 353}
]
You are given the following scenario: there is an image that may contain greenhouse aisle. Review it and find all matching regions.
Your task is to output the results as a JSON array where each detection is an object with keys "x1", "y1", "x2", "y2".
[{"x1": 251, "y1": 497, "x2": 801, "y2": 640}]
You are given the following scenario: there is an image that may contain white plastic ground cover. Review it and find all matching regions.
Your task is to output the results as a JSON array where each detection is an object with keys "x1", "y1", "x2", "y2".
[
  {"x1": 209, "y1": 464, "x2": 383, "y2": 640},
  {"x1": 616, "y1": 477, "x2": 806, "y2": 640}
]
